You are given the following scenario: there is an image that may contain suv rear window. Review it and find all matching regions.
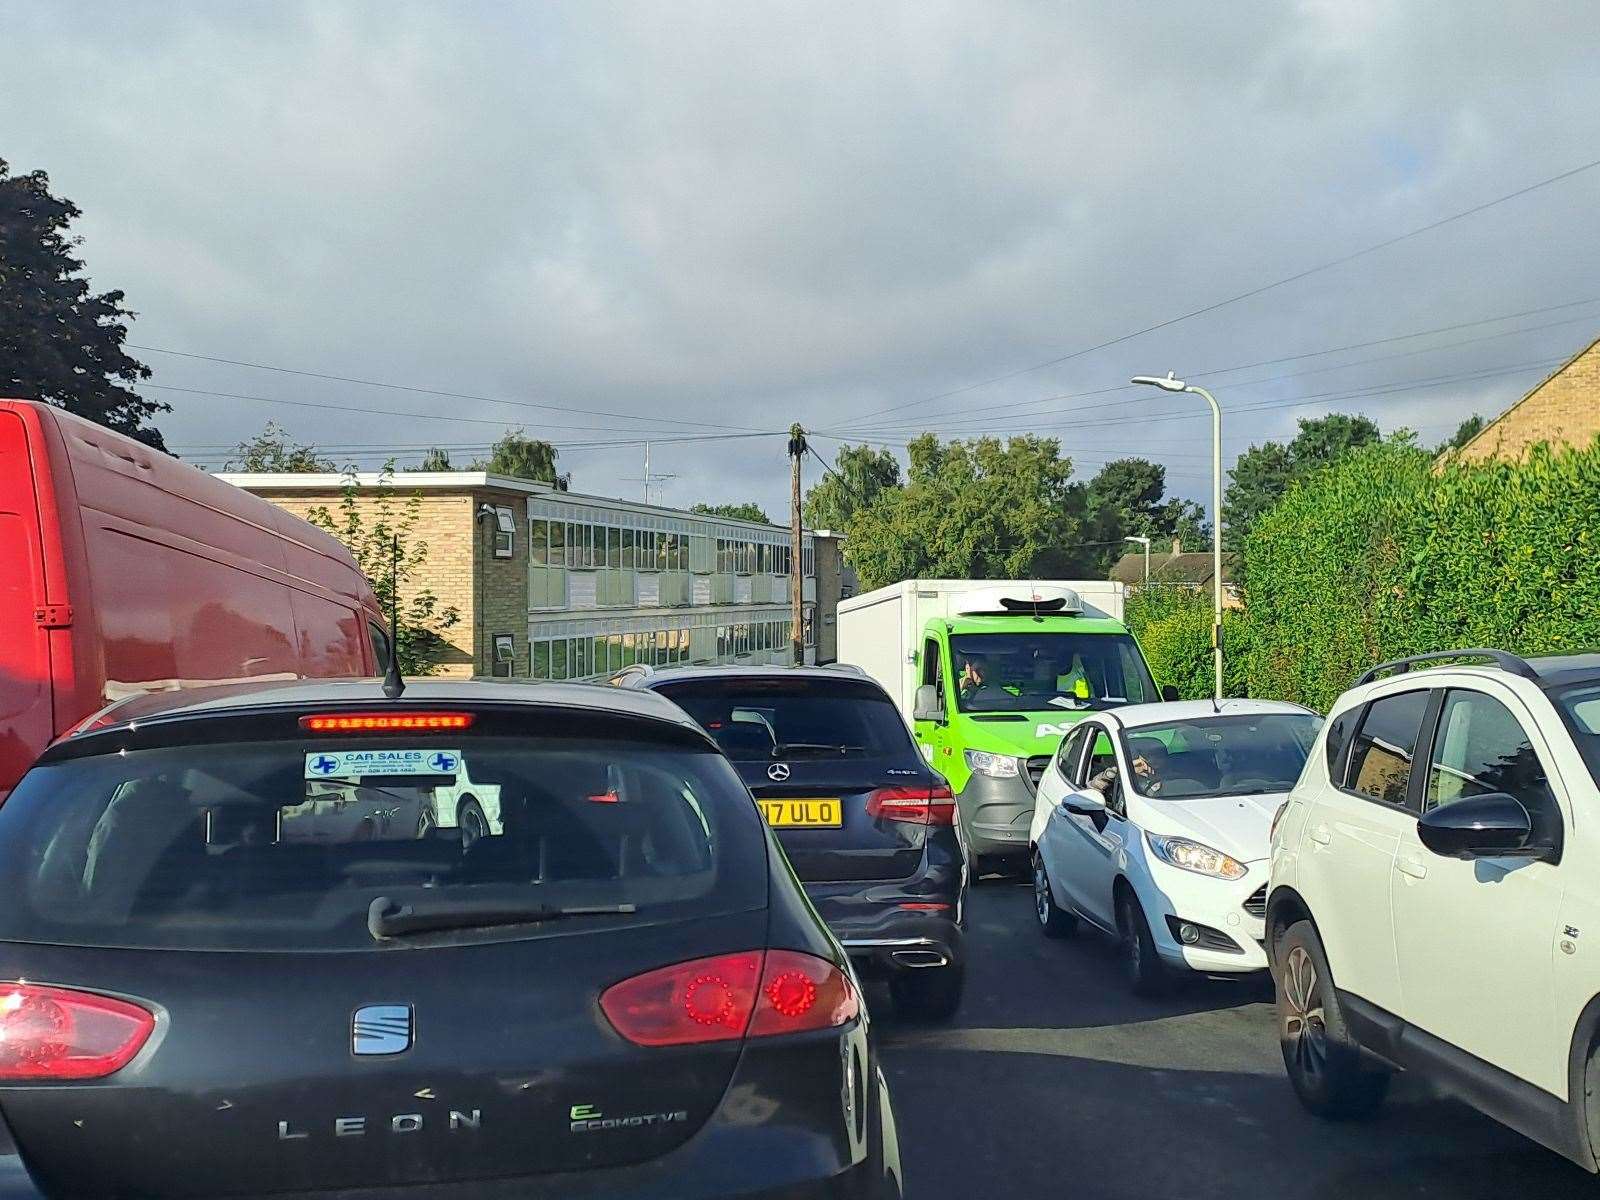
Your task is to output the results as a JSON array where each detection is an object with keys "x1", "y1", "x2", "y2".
[
  {"x1": 0, "y1": 736, "x2": 766, "y2": 951},
  {"x1": 657, "y1": 678, "x2": 915, "y2": 762}
]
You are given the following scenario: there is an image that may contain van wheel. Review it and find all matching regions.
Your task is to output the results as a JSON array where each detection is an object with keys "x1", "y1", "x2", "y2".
[
  {"x1": 1033, "y1": 854, "x2": 1077, "y2": 939},
  {"x1": 890, "y1": 966, "x2": 964, "y2": 1022},
  {"x1": 1116, "y1": 890, "x2": 1169, "y2": 997},
  {"x1": 1275, "y1": 920, "x2": 1389, "y2": 1119},
  {"x1": 457, "y1": 798, "x2": 490, "y2": 848}
]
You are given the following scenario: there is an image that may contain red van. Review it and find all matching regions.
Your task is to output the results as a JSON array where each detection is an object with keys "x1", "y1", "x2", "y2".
[{"x1": 0, "y1": 399, "x2": 388, "y2": 799}]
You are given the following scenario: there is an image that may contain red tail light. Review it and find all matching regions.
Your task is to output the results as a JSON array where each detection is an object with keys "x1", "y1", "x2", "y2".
[
  {"x1": 600, "y1": 950, "x2": 858, "y2": 1047},
  {"x1": 865, "y1": 785, "x2": 957, "y2": 826},
  {"x1": 299, "y1": 712, "x2": 474, "y2": 732},
  {"x1": 0, "y1": 984, "x2": 155, "y2": 1080}
]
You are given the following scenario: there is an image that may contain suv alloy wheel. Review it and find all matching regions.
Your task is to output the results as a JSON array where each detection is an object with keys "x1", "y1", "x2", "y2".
[{"x1": 1275, "y1": 920, "x2": 1389, "y2": 1118}]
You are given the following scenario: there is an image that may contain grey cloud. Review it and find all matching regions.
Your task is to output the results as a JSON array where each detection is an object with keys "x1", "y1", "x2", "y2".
[{"x1": 2, "y1": 0, "x2": 1598, "y2": 513}]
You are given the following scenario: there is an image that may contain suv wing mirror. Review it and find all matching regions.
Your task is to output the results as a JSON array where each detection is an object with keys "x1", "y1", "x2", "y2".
[
  {"x1": 1417, "y1": 793, "x2": 1537, "y2": 859},
  {"x1": 913, "y1": 684, "x2": 945, "y2": 723},
  {"x1": 1160, "y1": 684, "x2": 1181, "y2": 703}
]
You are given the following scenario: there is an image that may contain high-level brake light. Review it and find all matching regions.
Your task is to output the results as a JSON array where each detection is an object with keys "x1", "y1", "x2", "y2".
[
  {"x1": 865, "y1": 785, "x2": 957, "y2": 826},
  {"x1": 0, "y1": 984, "x2": 155, "y2": 1081},
  {"x1": 600, "y1": 950, "x2": 858, "y2": 1047},
  {"x1": 299, "y1": 712, "x2": 475, "y2": 732}
]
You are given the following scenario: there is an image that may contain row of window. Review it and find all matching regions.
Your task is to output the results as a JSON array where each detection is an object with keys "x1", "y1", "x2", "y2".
[
  {"x1": 525, "y1": 516, "x2": 814, "y2": 577},
  {"x1": 527, "y1": 618, "x2": 805, "y2": 680},
  {"x1": 1330, "y1": 687, "x2": 1556, "y2": 827}
]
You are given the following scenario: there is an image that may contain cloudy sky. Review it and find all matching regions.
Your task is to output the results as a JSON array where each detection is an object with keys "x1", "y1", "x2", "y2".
[{"x1": 5, "y1": 0, "x2": 1599, "y2": 516}]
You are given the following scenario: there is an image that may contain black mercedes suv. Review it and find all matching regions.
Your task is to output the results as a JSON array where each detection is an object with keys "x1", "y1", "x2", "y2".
[
  {"x1": 0, "y1": 678, "x2": 900, "y2": 1200},
  {"x1": 618, "y1": 665, "x2": 968, "y2": 1021}
]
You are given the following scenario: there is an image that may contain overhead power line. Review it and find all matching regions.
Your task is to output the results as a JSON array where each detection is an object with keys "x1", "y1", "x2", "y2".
[
  {"x1": 836, "y1": 296, "x2": 1600, "y2": 433},
  {"x1": 843, "y1": 154, "x2": 1600, "y2": 427},
  {"x1": 128, "y1": 344, "x2": 763, "y2": 434}
]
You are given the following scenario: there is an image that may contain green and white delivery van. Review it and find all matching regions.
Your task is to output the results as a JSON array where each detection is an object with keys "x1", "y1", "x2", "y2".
[{"x1": 836, "y1": 580, "x2": 1165, "y2": 868}]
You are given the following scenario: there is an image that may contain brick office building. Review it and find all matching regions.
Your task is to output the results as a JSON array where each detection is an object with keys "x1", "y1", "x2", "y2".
[
  {"x1": 221, "y1": 471, "x2": 818, "y2": 679},
  {"x1": 1452, "y1": 333, "x2": 1600, "y2": 465}
]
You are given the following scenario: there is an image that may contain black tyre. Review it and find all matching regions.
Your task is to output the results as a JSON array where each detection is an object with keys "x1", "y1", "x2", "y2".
[
  {"x1": 1116, "y1": 890, "x2": 1169, "y2": 997},
  {"x1": 457, "y1": 797, "x2": 491, "y2": 849},
  {"x1": 1033, "y1": 853, "x2": 1077, "y2": 939},
  {"x1": 890, "y1": 966, "x2": 965, "y2": 1022},
  {"x1": 1275, "y1": 920, "x2": 1389, "y2": 1119}
]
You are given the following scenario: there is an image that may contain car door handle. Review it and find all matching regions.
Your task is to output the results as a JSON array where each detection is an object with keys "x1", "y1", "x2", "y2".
[
  {"x1": 1396, "y1": 855, "x2": 1428, "y2": 880},
  {"x1": 1309, "y1": 823, "x2": 1332, "y2": 847}
]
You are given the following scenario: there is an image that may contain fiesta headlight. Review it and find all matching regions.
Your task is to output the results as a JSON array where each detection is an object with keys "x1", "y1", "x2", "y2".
[
  {"x1": 964, "y1": 749, "x2": 1021, "y2": 779},
  {"x1": 1145, "y1": 832, "x2": 1248, "y2": 880}
]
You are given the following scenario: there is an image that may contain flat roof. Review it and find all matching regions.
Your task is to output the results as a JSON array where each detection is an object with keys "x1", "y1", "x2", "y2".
[{"x1": 218, "y1": 470, "x2": 806, "y2": 534}]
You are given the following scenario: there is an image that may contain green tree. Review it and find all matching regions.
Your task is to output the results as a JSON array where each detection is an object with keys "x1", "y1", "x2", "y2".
[
  {"x1": 1224, "y1": 413, "x2": 1380, "y2": 546},
  {"x1": 305, "y1": 465, "x2": 461, "y2": 675},
  {"x1": 227, "y1": 421, "x2": 335, "y2": 472},
  {"x1": 1434, "y1": 414, "x2": 1485, "y2": 456},
  {"x1": 803, "y1": 443, "x2": 903, "y2": 530},
  {"x1": 690, "y1": 501, "x2": 771, "y2": 524},
  {"x1": 0, "y1": 158, "x2": 167, "y2": 447},
  {"x1": 416, "y1": 447, "x2": 453, "y2": 471},
  {"x1": 1087, "y1": 457, "x2": 1212, "y2": 549},
  {"x1": 475, "y1": 429, "x2": 558, "y2": 483},
  {"x1": 845, "y1": 434, "x2": 1096, "y2": 590}
]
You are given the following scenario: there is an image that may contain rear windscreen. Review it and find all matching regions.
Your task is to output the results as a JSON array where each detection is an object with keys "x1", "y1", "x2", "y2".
[
  {"x1": 0, "y1": 737, "x2": 767, "y2": 951},
  {"x1": 658, "y1": 678, "x2": 916, "y2": 762}
]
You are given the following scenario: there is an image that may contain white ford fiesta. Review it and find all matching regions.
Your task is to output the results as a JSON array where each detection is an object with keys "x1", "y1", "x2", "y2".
[{"x1": 1028, "y1": 699, "x2": 1320, "y2": 994}]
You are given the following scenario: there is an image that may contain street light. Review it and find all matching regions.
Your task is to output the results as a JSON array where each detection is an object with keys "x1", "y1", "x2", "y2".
[
  {"x1": 1123, "y1": 535, "x2": 1151, "y2": 583},
  {"x1": 1131, "y1": 371, "x2": 1224, "y2": 704}
]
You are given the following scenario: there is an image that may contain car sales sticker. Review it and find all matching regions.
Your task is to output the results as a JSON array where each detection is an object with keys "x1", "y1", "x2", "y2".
[{"x1": 304, "y1": 749, "x2": 462, "y2": 778}]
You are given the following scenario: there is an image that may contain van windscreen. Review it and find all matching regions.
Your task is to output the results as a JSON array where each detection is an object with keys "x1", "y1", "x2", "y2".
[
  {"x1": 949, "y1": 632, "x2": 1156, "y2": 712},
  {"x1": 0, "y1": 736, "x2": 767, "y2": 951}
]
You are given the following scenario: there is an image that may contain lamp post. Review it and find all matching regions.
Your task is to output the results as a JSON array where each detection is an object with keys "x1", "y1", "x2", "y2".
[
  {"x1": 1123, "y1": 535, "x2": 1151, "y2": 584},
  {"x1": 1131, "y1": 371, "x2": 1224, "y2": 704}
]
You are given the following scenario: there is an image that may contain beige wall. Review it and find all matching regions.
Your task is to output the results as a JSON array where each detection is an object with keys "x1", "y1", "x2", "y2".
[
  {"x1": 251, "y1": 488, "x2": 479, "y2": 677},
  {"x1": 476, "y1": 487, "x2": 531, "y2": 677},
  {"x1": 1456, "y1": 337, "x2": 1600, "y2": 465}
]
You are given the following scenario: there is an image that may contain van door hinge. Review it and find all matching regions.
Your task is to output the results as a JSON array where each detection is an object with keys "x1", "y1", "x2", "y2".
[{"x1": 34, "y1": 604, "x2": 73, "y2": 628}]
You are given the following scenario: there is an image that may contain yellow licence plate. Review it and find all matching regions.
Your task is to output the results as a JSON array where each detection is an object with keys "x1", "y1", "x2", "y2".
[{"x1": 759, "y1": 798, "x2": 843, "y2": 828}]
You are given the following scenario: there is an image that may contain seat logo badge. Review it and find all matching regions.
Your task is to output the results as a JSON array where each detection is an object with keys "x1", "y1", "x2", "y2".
[
  {"x1": 768, "y1": 763, "x2": 791, "y2": 782},
  {"x1": 353, "y1": 1005, "x2": 413, "y2": 1056}
]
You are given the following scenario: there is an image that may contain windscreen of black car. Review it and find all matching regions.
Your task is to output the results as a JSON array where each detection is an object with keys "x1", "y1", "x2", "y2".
[
  {"x1": 0, "y1": 737, "x2": 766, "y2": 951},
  {"x1": 658, "y1": 678, "x2": 916, "y2": 761},
  {"x1": 1124, "y1": 714, "x2": 1321, "y2": 800},
  {"x1": 948, "y1": 632, "x2": 1156, "y2": 713}
]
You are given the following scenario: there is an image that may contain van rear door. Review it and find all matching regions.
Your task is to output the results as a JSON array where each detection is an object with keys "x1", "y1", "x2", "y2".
[{"x1": 0, "y1": 409, "x2": 53, "y2": 798}]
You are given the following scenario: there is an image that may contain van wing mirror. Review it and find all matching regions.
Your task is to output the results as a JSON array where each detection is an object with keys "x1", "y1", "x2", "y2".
[
  {"x1": 913, "y1": 684, "x2": 944, "y2": 722},
  {"x1": 1160, "y1": 685, "x2": 1180, "y2": 703}
]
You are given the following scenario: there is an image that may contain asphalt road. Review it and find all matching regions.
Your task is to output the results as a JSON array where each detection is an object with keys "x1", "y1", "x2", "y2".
[{"x1": 875, "y1": 879, "x2": 1596, "y2": 1200}]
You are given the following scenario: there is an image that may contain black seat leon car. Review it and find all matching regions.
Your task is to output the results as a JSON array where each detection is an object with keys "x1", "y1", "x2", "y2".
[
  {"x1": 0, "y1": 679, "x2": 901, "y2": 1200},
  {"x1": 618, "y1": 666, "x2": 968, "y2": 1021}
]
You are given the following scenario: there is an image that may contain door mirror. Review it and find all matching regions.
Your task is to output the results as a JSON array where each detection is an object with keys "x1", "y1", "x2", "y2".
[
  {"x1": 1160, "y1": 684, "x2": 1180, "y2": 703},
  {"x1": 1417, "y1": 793, "x2": 1535, "y2": 859},
  {"x1": 1060, "y1": 791, "x2": 1107, "y2": 817},
  {"x1": 913, "y1": 684, "x2": 944, "y2": 723}
]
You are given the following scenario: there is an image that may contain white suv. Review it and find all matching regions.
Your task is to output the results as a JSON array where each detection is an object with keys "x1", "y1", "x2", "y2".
[{"x1": 1268, "y1": 650, "x2": 1600, "y2": 1170}]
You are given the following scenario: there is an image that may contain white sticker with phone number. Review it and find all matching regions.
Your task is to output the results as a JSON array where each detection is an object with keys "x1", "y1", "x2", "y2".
[{"x1": 304, "y1": 749, "x2": 461, "y2": 778}]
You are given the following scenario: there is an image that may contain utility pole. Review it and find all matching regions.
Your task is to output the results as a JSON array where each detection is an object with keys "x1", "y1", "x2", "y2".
[{"x1": 788, "y1": 423, "x2": 806, "y2": 666}]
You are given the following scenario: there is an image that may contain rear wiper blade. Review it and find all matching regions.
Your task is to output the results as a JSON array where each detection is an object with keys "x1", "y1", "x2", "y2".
[
  {"x1": 368, "y1": 895, "x2": 635, "y2": 940},
  {"x1": 772, "y1": 742, "x2": 864, "y2": 757}
]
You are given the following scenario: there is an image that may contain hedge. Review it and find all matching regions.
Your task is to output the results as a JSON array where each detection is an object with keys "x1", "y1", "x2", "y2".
[
  {"x1": 1125, "y1": 586, "x2": 1251, "y2": 700},
  {"x1": 1239, "y1": 438, "x2": 1600, "y2": 711}
]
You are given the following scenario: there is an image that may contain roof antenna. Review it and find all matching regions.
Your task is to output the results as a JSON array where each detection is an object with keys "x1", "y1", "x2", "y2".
[{"x1": 382, "y1": 533, "x2": 405, "y2": 699}]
